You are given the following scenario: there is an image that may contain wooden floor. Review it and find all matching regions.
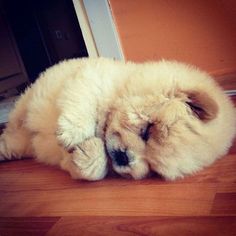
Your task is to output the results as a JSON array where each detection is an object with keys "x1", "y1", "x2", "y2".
[{"x1": 0, "y1": 97, "x2": 236, "y2": 236}]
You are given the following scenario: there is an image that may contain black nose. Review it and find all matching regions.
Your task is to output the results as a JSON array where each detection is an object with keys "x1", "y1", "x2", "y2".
[{"x1": 113, "y1": 150, "x2": 129, "y2": 166}]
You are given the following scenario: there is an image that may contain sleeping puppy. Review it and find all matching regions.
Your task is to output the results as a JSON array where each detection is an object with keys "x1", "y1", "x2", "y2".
[{"x1": 0, "y1": 58, "x2": 235, "y2": 180}]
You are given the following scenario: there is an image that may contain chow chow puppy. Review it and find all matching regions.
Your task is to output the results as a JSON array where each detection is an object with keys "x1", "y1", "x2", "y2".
[{"x1": 0, "y1": 58, "x2": 235, "y2": 181}]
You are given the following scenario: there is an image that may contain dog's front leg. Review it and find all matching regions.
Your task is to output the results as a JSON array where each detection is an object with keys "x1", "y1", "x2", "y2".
[{"x1": 56, "y1": 78, "x2": 99, "y2": 150}]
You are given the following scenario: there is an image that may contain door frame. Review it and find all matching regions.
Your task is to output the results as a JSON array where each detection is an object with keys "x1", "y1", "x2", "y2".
[{"x1": 72, "y1": 0, "x2": 124, "y2": 60}]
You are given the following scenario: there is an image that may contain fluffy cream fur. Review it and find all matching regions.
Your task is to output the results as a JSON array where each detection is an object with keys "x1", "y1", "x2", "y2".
[{"x1": 0, "y1": 58, "x2": 235, "y2": 180}]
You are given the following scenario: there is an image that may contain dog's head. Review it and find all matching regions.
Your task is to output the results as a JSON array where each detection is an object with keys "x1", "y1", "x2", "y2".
[{"x1": 105, "y1": 61, "x2": 236, "y2": 180}]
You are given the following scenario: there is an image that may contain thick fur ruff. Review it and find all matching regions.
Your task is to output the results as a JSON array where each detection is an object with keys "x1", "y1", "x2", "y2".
[{"x1": 0, "y1": 58, "x2": 235, "y2": 180}]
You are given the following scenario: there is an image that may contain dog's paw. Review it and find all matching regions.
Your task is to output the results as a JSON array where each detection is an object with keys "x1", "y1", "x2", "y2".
[{"x1": 71, "y1": 137, "x2": 108, "y2": 181}]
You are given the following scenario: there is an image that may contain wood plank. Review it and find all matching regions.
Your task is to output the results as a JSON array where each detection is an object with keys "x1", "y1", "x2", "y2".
[
  {"x1": 0, "y1": 173, "x2": 217, "y2": 216},
  {"x1": 0, "y1": 217, "x2": 59, "y2": 236},
  {"x1": 1, "y1": 147, "x2": 236, "y2": 217},
  {"x1": 47, "y1": 216, "x2": 236, "y2": 236},
  {"x1": 211, "y1": 193, "x2": 236, "y2": 215}
]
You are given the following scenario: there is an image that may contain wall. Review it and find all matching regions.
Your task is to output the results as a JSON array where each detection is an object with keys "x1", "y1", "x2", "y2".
[{"x1": 109, "y1": 0, "x2": 236, "y2": 78}]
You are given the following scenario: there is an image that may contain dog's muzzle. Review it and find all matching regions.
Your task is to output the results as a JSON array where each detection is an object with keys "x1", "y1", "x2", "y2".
[{"x1": 110, "y1": 150, "x2": 129, "y2": 166}]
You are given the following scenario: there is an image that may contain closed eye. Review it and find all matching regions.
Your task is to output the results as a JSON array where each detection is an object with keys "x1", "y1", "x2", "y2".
[
  {"x1": 186, "y1": 101, "x2": 206, "y2": 120},
  {"x1": 140, "y1": 123, "x2": 153, "y2": 141}
]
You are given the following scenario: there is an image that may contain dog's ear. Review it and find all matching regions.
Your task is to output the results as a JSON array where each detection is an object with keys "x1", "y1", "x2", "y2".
[{"x1": 185, "y1": 90, "x2": 218, "y2": 122}]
